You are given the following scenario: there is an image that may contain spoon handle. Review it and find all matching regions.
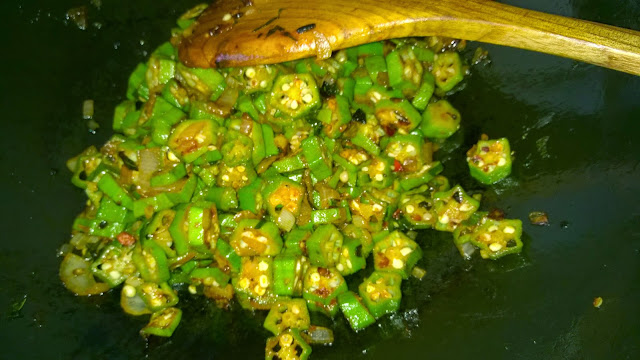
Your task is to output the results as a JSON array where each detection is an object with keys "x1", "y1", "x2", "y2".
[{"x1": 181, "y1": 0, "x2": 640, "y2": 75}]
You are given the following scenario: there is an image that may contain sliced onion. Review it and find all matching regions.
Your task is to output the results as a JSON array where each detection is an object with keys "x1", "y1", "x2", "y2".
[
  {"x1": 276, "y1": 208, "x2": 296, "y2": 232},
  {"x1": 59, "y1": 253, "x2": 110, "y2": 296},
  {"x1": 352, "y1": 215, "x2": 366, "y2": 228},
  {"x1": 459, "y1": 242, "x2": 476, "y2": 260},
  {"x1": 120, "y1": 277, "x2": 151, "y2": 316},
  {"x1": 137, "y1": 148, "x2": 162, "y2": 192}
]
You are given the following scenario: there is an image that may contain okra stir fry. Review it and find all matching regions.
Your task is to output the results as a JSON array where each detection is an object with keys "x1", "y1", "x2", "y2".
[{"x1": 60, "y1": 4, "x2": 522, "y2": 359}]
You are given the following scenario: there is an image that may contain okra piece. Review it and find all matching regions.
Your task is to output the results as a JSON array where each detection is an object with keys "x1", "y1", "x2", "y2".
[
  {"x1": 317, "y1": 95, "x2": 352, "y2": 139},
  {"x1": 335, "y1": 237, "x2": 367, "y2": 276},
  {"x1": 433, "y1": 185, "x2": 480, "y2": 232},
  {"x1": 264, "y1": 298, "x2": 311, "y2": 335},
  {"x1": 432, "y1": 51, "x2": 464, "y2": 92},
  {"x1": 373, "y1": 231, "x2": 422, "y2": 279},
  {"x1": 273, "y1": 254, "x2": 308, "y2": 297},
  {"x1": 467, "y1": 137, "x2": 513, "y2": 184},
  {"x1": 176, "y1": 63, "x2": 226, "y2": 101},
  {"x1": 263, "y1": 177, "x2": 305, "y2": 218},
  {"x1": 265, "y1": 329, "x2": 312, "y2": 360},
  {"x1": 338, "y1": 291, "x2": 376, "y2": 331},
  {"x1": 91, "y1": 241, "x2": 137, "y2": 287},
  {"x1": 168, "y1": 119, "x2": 218, "y2": 163},
  {"x1": 421, "y1": 100, "x2": 461, "y2": 139},
  {"x1": 375, "y1": 99, "x2": 422, "y2": 134},
  {"x1": 358, "y1": 271, "x2": 402, "y2": 318},
  {"x1": 133, "y1": 240, "x2": 171, "y2": 284},
  {"x1": 301, "y1": 136, "x2": 332, "y2": 181},
  {"x1": 268, "y1": 73, "x2": 321, "y2": 121},
  {"x1": 230, "y1": 219, "x2": 283, "y2": 256},
  {"x1": 398, "y1": 192, "x2": 437, "y2": 229},
  {"x1": 470, "y1": 218, "x2": 523, "y2": 260},
  {"x1": 306, "y1": 224, "x2": 343, "y2": 268},
  {"x1": 302, "y1": 266, "x2": 348, "y2": 307},
  {"x1": 137, "y1": 281, "x2": 179, "y2": 311},
  {"x1": 232, "y1": 256, "x2": 279, "y2": 310}
]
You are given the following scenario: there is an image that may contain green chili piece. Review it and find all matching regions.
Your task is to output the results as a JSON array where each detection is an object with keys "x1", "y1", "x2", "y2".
[{"x1": 140, "y1": 307, "x2": 182, "y2": 337}]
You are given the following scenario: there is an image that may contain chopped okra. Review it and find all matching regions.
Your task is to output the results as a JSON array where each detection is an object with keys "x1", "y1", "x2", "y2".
[{"x1": 60, "y1": 5, "x2": 529, "y2": 358}]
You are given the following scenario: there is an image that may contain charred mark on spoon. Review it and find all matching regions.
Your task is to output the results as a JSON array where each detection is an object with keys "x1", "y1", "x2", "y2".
[{"x1": 253, "y1": 8, "x2": 284, "y2": 32}]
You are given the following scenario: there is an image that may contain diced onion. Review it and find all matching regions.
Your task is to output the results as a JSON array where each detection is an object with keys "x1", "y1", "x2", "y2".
[
  {"x1": 82, "y1": 99, "x2": 94, "y2": 119},
  {"x1": 277, "y1": 208, "x2": 296, "y2": 232},
  {"x1": 460, "y1": 242, "x2": 476, "y2": 259},
  {"x1": 59, "y1": 253, "x2": 110, "y2": 296}
]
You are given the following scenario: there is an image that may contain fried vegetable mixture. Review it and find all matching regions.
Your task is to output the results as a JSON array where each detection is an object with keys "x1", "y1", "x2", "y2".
[{"x1": 60, "y1": 4, "x2": 521, "y2": 359}]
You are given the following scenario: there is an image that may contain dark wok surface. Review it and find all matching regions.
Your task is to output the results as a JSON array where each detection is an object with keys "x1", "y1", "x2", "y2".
[{"x1": 1, "y1": 0, "x2": 638, "y2": 358}]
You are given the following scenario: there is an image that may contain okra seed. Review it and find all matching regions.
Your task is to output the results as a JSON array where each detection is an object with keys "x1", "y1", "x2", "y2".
[
  {"x1": 204, "y1": 277, "x2": 214, "y2": 286},
  {"x1": 188, "y1": 285, "x2": 197, "y2": 294},
  {"x1": 440, "y1": 214, "x2": 450, "y2": 224},
  {"x1": 222, "y1": 13, "x2": 232, "y2": 21},
  {"x1": 406, "y1": 205, "x2": 415, "y2": 214},
  {"x1": 245, "y1": 67, "x2": 256, "y2": 78},
  {"x1": 376, "y1": 162, "x2": 386, "y2": 171},
  {"x1": 260, "y1": 80, "x2": 268, "y2": 88},
  {"x1": 222, "y1": 175, "x2": 230, "y2": 182},
  {"x1": 370, "y1": 292, "x2": 380, "y2": 301},
  {"x1": 402, "y1": 198, "x2": 410, "y2": 204},
  {"x1": 336, "y1": 263, "x2": 344, "y2": 272},
  {"x1": 329, "y1": 280, "x2": 340, "y2": 288},
  {"x1": 195, "y1": 133, "x2": 207, "y2": 143},
  {"x1": 101, "y1": 263, "x2": 112, "y2": 271},
  {"x1": 239, "y1": 278, "x2": 250, "y2": 289},
  {"x1": 489, "y1": 242, "x2": 503, "y2": 252},
  {"x1": 422, "y1": 212, "x2": 432, "y2": 221},
  {"x1": 310, "y1": 273, "x2": 320, "y2": 282},
  {"x1": 151, "y1": 298, "x2": 164, "y2": 308},
  {"x1": 237, "y1": 165, "x2": 246, "y2": 172},
  {"x1": 281, "y1": 83, "x2": 291, "y2": 91},
  {"x1": 292, "y1": 305, "x2": 300, "y2": 314},
  {"x1": 167, "y1": 151, "x2": 179, "y2": 162},
  {"x1": 339, "y1": 171, "x2": 349, "y2": 183},
  {"x1": 460, "y1": 203, "x2": 473, "y2": 212},
  {"x1": 255, "y1": 285, "x2": 266, "y2": 295},
  {"x1": 259, "y1": 275, "x2": 269, "y2": 288},
  {"x1": 346, "y1": 260, "x2": 353, "y2": 269},
  {"x1": 374, "y1": 174, "x2": 384, "y2": 181},
  {"x1": 242, "y1": 231, "x2": 253, "y2": 237},
  {"x1": 504, "y1": 226, "x2": 515, "y2": 234},
  {"x1": 241, "y1": 176, "x2": 249, "y2": 181},
  {"x1": 400, "y1": 247, "x2": 413, "y2": 256},
  {"x1": 290, "y1": 100, "x2": 299, "y2": 110},
  {"x1": 280, "y1": 98, "x2": 288, "y2": 105},
  {"x1": 257, "y1": 236, "x2": 268, "y2": 243},
  {"x1": 258, "y1": 261, "x2": 269, "y2": 271},
  {"x1": 406, "y1": 144, "x2": 416, "y2": 153},
  {"x1": 239, "y1": 241, "x2": 248, "y2": 248},
  {"x1": 366, "y1": 284, "x2": 375, "y2": 293},
  {"x1": 488, "y1": 225, "x2": 499, "y2": 233},
  {"x1": 498, "y1": 157, "x2": 507, "y2": 166},
  {"x1": 392, "y1": 258, "x2": 404, "y2": 269},
  {"x1": 123, "y1": 285, "x2": 136, "y2": 298},
  {"x1": 302, "y1": 94, "x2": 313, "y2": 103},
  {"x1": 372, "y1": 92, "x2": 382, "y2": 100},
  {"x1": 109, "y1": 270, "x2": 121, "y2": 279},
  {"x1": 280, "y1": 334, "x2": 294, "y2": 347},
  {"x1": 372, "y1": 204, "x2": 383, "y2": 212}
]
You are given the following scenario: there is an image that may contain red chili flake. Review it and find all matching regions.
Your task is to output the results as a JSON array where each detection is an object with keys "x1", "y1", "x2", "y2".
[
  {"x1": 383, "y1": 126, "x2": 396, "y2": 136},
  {"x1": 488, "y1": 208, "x2": 506, "y2": 220},
  {"x1": 481, "y1": 146, "x2": 490, "y2": 153},
  {"x1": 392, "y1": 208, "x2": 403, "y2": 220},
  {"x1": 377, "y1": 253, "x2": 390, "y2": 268},
  {"x1": 317, "y1": 267, "x2": 330, "y2": 277},
  {"x1": 393, "y1": 159, "x2": 404, "y2": 172},
  {"x1": 117, "y1": 231, "x2": 136, "y2": 246}
]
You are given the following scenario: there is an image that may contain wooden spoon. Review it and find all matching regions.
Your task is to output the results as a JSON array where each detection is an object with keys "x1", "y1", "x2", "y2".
[{"x1": 179, "y1": 0, "x2": 640, "y2": 75}]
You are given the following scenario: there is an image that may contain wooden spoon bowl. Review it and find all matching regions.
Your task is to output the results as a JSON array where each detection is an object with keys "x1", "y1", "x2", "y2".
[{"x1": 179, "y1": 0, "x2": 640, "y2": 75}]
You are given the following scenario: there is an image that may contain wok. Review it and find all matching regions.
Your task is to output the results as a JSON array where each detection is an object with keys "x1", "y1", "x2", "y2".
[{"x1": 1, "y1": 0, "x2": 638, "y2": 358}]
